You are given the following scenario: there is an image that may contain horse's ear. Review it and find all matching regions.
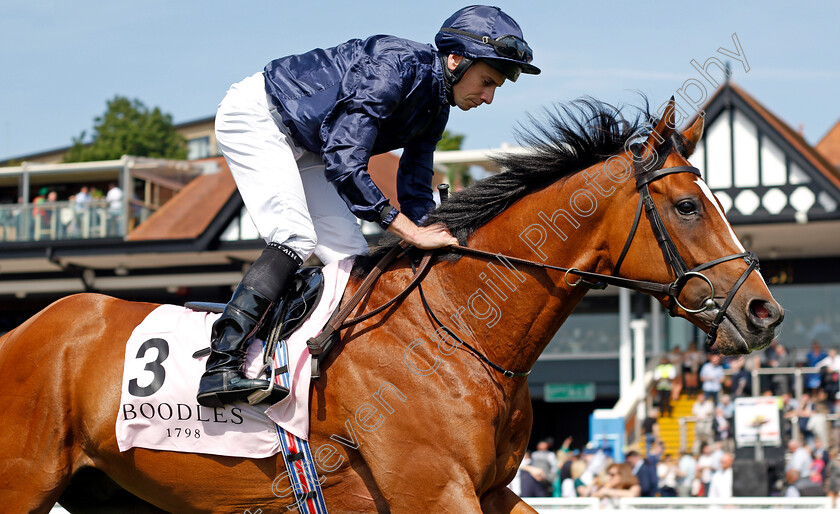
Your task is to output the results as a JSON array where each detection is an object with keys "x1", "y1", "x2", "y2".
[
  {"x1": 680, "y1": 114, "x2": 705, "y2": 158},
  {"x1": 642, "y1": 97, "x2": 678, "y2": 161},
  {"x1": 652, "y1": 97, "x2": 677, "y2": 142}
]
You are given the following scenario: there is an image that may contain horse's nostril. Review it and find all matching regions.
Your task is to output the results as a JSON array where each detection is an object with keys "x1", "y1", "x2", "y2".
[
  {"x1": 751, "y1": 301, "x2": 771, "y2": 320},
  {"x1": 749, "y1": 299, "x2": 784, "y2": 329}
]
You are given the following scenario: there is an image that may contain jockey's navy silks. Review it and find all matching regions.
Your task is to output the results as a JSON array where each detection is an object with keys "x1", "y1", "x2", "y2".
[{"x1": 264, "y1": 36, "x2": 448, "y2": 226}]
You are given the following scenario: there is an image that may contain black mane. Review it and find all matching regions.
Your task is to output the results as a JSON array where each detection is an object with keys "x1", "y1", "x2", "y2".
[
  {"x1": 355, "y1": 98, "x2": 653, "y2": 273},
  {"x1": 428, "y1": 98, "x2": 652, "y2": 240}
]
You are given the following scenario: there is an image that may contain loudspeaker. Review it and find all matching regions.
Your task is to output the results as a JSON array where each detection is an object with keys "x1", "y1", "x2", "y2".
[{"x1": 733, "y1": 460, "x2": 768, "y2": 497}]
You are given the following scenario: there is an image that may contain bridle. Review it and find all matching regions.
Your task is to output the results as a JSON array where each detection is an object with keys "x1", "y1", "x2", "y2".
[
  {"x1": 616, "y1": 163, "x2": 759, "y2": 349},
  {"x1": 449, "y1": 162, "x2": 760, "y2": 356}
]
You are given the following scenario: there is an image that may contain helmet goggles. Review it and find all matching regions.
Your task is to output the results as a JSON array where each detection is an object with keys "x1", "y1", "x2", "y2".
[{"x1": 439, "y1": 27, "x2": 534, "y2": 64}]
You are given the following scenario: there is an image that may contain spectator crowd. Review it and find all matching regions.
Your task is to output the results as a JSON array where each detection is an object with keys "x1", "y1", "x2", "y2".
[
  {"x1": 0, "y1": 183, "x2": 125, "y2": 241},
  {"x1": 511, "y1": 339, "x2": 840, "y2": 504}
]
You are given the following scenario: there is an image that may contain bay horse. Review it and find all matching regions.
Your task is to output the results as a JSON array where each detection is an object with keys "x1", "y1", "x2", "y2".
[{"x1": 0, "y1": 99, "x2": 782, "y2": 513}]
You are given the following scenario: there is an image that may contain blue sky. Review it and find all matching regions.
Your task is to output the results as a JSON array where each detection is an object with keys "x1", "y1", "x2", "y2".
[{"x1": 1, "y1": 1, "x2": 838, "y2": 161}]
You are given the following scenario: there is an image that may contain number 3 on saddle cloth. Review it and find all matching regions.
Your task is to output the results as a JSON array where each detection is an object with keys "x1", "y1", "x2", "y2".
[{"x1": 115, "y1": 258, "x2": 353, "y2": 472}]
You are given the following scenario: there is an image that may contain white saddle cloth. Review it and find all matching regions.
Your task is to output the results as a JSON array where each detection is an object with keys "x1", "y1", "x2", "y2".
[{"x1": 115, "y1": 257, "x2": 352, "y2": 458}]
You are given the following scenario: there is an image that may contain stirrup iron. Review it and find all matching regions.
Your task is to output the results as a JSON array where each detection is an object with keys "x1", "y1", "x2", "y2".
[{"x1": 247, "y1": 358, "x2": 278, "y2": 405}]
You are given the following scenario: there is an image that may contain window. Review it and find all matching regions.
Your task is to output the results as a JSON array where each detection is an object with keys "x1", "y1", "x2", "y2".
[{"x1": 187, "y1": 136, "x2": 211, "y2": 160}]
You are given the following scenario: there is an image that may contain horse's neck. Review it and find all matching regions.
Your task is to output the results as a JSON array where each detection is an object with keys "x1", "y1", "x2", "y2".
[{"x1": 444, "y1": 171, "x2": 632, "y2": 377}]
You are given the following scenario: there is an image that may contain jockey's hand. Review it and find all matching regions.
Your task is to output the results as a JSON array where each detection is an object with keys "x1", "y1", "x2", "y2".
[{"x1": 387, "y1": 213, "x2": 458, "y2": 250}]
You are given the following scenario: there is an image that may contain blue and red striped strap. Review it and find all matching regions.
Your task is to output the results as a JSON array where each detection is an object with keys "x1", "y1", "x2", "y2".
[{"x1": 272, "y1": 339, "x2": 329, "y2": 514}]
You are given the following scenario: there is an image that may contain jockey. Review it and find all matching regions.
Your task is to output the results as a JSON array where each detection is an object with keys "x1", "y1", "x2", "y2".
[{"x1": 197, "y1": 5, "x2": 540, "y2": 407}]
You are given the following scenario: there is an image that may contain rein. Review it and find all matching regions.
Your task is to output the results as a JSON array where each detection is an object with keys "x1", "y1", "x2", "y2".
[
  {"x1": 306, "y1": 243, "x2": 434, "y2": 378},
  {"x1": 410, "y1": 258, "x2": 531, "y2": 378},
  {"x1": 308, "y1": 163, "x2": 761, "y2": 379},
  {"x1": 448, "y1": 245, "x2": 675, "y2": 296}
]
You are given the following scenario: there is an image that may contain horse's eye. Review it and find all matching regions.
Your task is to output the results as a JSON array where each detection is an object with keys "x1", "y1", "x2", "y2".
[{"x1": 676, "y1": 200, "x2": 698, "y2": 216}]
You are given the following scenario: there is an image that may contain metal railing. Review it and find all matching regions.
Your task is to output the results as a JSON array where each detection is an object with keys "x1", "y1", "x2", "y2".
[
  {"x1": 0, "y1": 200, "x2": 154, "y2": 242},
  {"x1": 0, "y1": 156, "x2": 205, "y2": 243},
  {"x1": 525, "y1": 496, "x2": 832, "y2": 512},
  {"x1": 741, "y1": 366, "x2": 821, "y2": 401},
  {"x1": 591, "y1": 321, "x2": 661, "y2": 454},
  {"x1": 674, "y1": 366, "x2": 838, "y2": 453}
]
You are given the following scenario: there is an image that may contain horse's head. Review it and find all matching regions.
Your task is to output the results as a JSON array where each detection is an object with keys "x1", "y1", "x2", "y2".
[{"x1": 613, "y1": 98, "x2": 783, "y2": 355}]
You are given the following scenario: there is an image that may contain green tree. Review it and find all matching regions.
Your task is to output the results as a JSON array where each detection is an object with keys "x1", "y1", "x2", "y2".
[
  {"x1": 436, "y1": 130, "x2": 471, "y2": 187},
  {"x1": 63, "y1": 96, "x2": 186, "y2": 162},
  {"x1": 436, "y1": 130, "x2": 464, "y2": 152}
]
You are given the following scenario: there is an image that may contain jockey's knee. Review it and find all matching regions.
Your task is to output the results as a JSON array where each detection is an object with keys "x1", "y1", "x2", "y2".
[{"x1": 270, "y1": 231, "x2": 316, "y2": 264}]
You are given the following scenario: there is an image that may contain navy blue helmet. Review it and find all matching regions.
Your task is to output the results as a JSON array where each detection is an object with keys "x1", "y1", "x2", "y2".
[{"x1": 435, "y1": 5, "x2": 540, "y2": 82}]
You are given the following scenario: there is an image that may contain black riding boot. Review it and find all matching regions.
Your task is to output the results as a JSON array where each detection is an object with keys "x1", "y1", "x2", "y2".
[{"x1": 197, "y1": 244, "x2": 302, "y2": 407}]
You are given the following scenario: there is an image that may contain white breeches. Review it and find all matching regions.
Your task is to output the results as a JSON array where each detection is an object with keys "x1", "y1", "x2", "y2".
[{"x1": 214, "y1": 72, "x2": 369, "y2": 265}]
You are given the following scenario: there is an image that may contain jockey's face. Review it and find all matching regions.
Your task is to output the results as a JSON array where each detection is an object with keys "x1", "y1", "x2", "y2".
[{"x1": 448, "y1": 55, "x2": 506, "y2": 111}]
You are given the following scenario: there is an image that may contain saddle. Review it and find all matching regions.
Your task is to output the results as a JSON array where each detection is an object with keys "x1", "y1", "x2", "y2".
[
  {"x1": 188, "y1": 266, "x2": 325, "y2": 362},
  {"x1": 191, "y1": 247, "x2": 434, "y2": 384}
]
